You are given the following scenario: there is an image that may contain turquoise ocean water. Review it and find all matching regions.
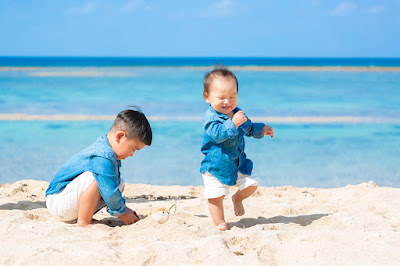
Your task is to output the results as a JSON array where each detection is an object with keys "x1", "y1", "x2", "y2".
[{"x1": 1, "y1": 57, "x2": 399, "y2": 188}]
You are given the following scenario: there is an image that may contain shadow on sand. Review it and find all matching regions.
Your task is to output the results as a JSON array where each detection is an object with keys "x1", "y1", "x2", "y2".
[
  {"x1": 0, "y1": 201, "x2": 46, "y2": 211},
  {"x1": 230, "y1": 213, "x2": 332, "y2": 229},
  {"x1": 93, "y1": 217, "x2": 126, "y2": 227}
]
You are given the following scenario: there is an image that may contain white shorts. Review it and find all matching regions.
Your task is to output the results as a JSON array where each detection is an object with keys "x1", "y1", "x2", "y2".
[
  {"x1": 46, "y1": 171, "x2": 125, "y2": 222},
  {"x1": 202, "y1": 171, "x2": 259, "y2": 199}
]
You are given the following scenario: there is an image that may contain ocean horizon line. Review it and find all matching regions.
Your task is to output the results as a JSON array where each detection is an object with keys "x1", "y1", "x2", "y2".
[{"x1": 1, "y1": 114, "x2": 400, "y2": 124}]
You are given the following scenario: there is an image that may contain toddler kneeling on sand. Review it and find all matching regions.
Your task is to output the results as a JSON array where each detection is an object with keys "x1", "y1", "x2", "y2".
[
  {"x1": 46, "y1": 108, "x2": 152, "y2": 227},
  {"x1": 200, "y1": 66, "x2": 274, "y2": 231}
]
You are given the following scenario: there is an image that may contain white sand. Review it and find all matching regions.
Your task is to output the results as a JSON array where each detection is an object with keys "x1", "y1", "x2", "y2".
[{"x1": 1, "y1": 180, "x2": 399, "y2": 265}]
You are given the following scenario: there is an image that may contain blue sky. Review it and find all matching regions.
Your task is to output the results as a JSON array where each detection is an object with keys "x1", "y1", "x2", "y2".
[{"x1": 1, "y1": 0, "x2": 399, "y2": 57}]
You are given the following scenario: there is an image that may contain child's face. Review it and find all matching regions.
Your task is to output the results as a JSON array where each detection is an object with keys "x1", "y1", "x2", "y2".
[
  {"x1": 114, "y1": 134, "x2": 146, "y2": 160},
  {"x1": 204, "y1": 76, "x2": 238, "y2": 116}
]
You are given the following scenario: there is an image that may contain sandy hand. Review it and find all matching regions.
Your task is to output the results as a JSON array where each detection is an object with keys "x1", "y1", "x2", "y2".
[
  {"x1": 232, "y1": 111, "x2": 247, "y2": 128},
  {"x1": 119, "y1": 208, "x2": 140, "y2": 225}
]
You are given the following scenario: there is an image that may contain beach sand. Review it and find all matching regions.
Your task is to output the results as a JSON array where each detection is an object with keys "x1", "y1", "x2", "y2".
[{"x1": 1, "y1": 180, "x2": 399, "y2": 265}]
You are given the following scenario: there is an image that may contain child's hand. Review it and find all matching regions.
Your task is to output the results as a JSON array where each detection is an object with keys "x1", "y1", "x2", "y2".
[
  {"x1": 118, "y1": 207, "x2": 140, "y2": 225},
  {"x1": 232, "y1": 111, "x2": 247, "y2": 128},
  {"x1": 263, "y1": 125, "x2": 274, "y2": 138}
]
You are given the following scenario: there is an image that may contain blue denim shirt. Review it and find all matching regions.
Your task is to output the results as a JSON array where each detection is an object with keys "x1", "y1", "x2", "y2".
[
  {"x1": 200, "y1": 106, "x2": 265, "y2": 186},
  {"x1": 46, "y1": 135, "x2": 126, "y2": 216}
]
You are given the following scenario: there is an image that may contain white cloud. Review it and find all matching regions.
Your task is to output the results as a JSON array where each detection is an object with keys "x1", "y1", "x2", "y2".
[
  {"x1": 197, "y1": 0, "x2": 236, "y2": 18},
  {"x1": 311, "y1": 0, "x2": 320, "y2": 7},
  {"x1": 66, "y1": 3, "x2": 96, "y2": 15},
  {"x1": 121, "y1": 0, "x2": 143, "y2": 13},
  {"x1": 331, "y1": 2, "x2": 357, "y2": 16},
  {"x1": 366, "y1": 5, "x2": 385, "y2": 14},
  {"x1": 214, "y1": 0, "x2": 234, "y2": 9}
]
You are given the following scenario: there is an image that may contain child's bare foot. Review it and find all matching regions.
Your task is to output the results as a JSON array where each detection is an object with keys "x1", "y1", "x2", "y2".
[
  {"x1": 77, "y1": 221, "x2": 94, "y2": 228},
  {"x1": 232, "y1": 194, "x2": 245, "y2": 216},
  {"x1": 216, "y1": 222, "x2": 227, "y2": 231}
]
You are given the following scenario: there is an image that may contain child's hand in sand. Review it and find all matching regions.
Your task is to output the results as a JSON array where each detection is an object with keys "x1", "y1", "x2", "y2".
[
  {"x1": 263, "y1": 125, "x2": 274, "y2": 138},
  {"x1": 232, "y1": 110, "x2": 247, "y2": 128},
  {"x1": 118, "y1": 207, "x2": 140, "y2": 225}
]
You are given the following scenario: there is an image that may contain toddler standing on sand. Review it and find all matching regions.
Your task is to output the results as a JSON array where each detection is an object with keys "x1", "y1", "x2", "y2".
[
  {"x1": 200, "y1": 66, "x2": 274, "y2": 231},
  {"x1": 46, "y1": 108, "x2": 152, "y2": 227}
]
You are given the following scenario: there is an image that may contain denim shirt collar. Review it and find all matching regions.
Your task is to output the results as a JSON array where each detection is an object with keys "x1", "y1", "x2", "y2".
[{"x1": 208, "y1": 105, "x2": 240, "y2": 120}]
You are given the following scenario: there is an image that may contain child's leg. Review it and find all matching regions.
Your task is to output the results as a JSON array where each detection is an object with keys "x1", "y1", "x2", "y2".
[
  {"x1": 46, "y1": 171, "x2": 99, "y2": 223},
  {"x1": 208, "y1": 196, "x2": 227, "y2": 231},
  {"x1": 76, "y1": 180, "x2": 102, "y2": 227},
  {"x1": 232, "y1": 185, "x2": 257, "y2": 216},
  {"x1": 232, "y1": 171, "x2": 259, "y2": 216},
  {"x1": 202, "y1": 172, "x2": 229, "y2": 231}
]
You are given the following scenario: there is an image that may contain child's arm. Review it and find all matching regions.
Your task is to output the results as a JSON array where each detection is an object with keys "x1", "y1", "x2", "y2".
[
  {"x1": 204, "y1": 111, "x2": 248, "y2": 144},
  {"x1": 94, "y1": 169, "x2": 140, "y2": 225},
  {"x1": 204, "y1": 120, "x2": 238, "y2": 144},
  {"x1": 90, "y1": 157, "x2": 127, "y2": 216},
  {"x1": 238, "y1": 111, "x2": 274, "y2": 139}
]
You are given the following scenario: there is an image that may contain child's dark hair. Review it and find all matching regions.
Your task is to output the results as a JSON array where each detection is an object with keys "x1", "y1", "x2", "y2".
[
  {"x1": 203, "y1": 65, "x2": 238, "y2": 94},
  {"x1": 111, "y1": 107, "x2": 152, "y2": 146}
]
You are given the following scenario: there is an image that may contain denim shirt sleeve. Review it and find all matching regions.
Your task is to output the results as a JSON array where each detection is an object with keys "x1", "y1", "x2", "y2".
[
  {"x1": 204, "y1": 118, "x2": 239, "y2": 144},
  {"x1": 90, "y1": 156, "x2": 126, "y2": 216},
  {"x1": 240, "y1": 117, "x2": 265, "y2": 139}
]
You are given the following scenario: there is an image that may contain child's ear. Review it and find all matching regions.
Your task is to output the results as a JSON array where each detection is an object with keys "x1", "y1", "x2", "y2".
[
  {"x1": 115, "y1": 131, "x2": 126, "y2": 143},
  {"x1": 204, "y1": 92, "x2": 210, "y2": 103}
]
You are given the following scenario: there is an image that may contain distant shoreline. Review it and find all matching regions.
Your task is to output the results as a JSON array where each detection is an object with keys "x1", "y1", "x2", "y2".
[
  {"x1": 1, "y1": 114, "x2": 399, "y2": 124},
  {"x1": 1, "y1": 66, "x2": 400, "y2": 73}
]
